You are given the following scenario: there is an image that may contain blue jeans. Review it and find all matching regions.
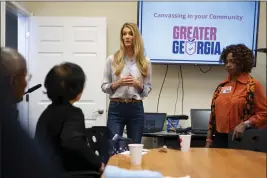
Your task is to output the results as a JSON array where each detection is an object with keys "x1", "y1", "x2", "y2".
[{"x1": 107, "y1": 101, "x2": 144, "y2": 143}]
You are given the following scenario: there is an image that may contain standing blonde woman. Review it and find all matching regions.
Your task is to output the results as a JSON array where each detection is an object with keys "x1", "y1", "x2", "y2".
[{"x1": 101, "y1": 22, "x2": 152, "y2": 143}]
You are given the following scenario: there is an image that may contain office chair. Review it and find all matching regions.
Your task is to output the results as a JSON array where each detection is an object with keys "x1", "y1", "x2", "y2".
[
  {"x1": 85, "y1": 126, "x2": 111, "y2": 164},
  {"x1": 85, "y1": 126, "x2": 133, "y2": 163},
  {"x1": 59, "y1": 127, "x2": 107, "y2": 178},
  {"x1": 254, "y1": 127, "x2": 267, "y2": 153},
  {"x1": 228, "y1": 128, "x2": 264, "y2": 152}
]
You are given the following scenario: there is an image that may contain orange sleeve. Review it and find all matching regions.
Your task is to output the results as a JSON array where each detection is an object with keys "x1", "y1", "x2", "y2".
[{"x1": 248, "y1": 81, "x2": 267, "y2": 128}]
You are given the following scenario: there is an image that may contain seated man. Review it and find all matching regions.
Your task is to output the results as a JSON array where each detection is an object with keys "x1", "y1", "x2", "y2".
[
  {"x1": 34, "y1": 62, "x2": 104, "y2": 174},
  {"x1": 1, "y1": 47, "x2": 62, "y2": 178}
]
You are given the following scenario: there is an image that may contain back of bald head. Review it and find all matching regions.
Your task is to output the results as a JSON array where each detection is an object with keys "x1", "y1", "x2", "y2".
[
  {"x1": 1, "y1": 47, "x2": 27, "y2": 104},
  {"x1": 1, "y1": 47, "x2": 27, "y2": 78}
]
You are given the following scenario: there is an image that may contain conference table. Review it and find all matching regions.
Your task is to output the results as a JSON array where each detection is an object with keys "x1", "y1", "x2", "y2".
[{"x1": 103, "y1": 148, "x2": 266, "y2": 178}]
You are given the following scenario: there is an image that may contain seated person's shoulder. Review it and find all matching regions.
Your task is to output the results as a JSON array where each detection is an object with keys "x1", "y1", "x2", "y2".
[
  {"x1": 47, "y1": 103, "x2": 84, "y2": 119},
  {"x1": 70, "y1": 104, "x2": 83, "y2": 115},
  {"x1": 64, "y1": 105, "x2": 85, "y2": 123}
]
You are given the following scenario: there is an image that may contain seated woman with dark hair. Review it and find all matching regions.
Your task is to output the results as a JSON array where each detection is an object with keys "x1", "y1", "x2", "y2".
[{"x1": 35, "y1": 62, "x2": 104, "y2": 174}]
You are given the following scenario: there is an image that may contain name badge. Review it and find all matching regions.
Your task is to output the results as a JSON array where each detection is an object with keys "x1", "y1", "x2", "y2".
[{"x1": 221, "y1": 86, "x2": 232, "y2": 93}]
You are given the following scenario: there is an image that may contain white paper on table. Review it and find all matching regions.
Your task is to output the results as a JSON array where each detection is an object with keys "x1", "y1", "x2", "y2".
[{"x1": 119, "y1": 149, "x2": 149, "y2": 155}]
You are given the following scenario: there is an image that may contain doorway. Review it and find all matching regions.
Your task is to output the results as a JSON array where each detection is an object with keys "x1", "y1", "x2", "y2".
[
  {"x1": 4, "y1": 2, "x2": 31, "y2": 133},
  {"x1": 5, "y1": 7, "x2": 18, "y2": 49}
]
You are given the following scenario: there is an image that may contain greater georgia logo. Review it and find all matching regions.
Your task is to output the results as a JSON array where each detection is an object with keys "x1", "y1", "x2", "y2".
[{"x1": 172, "y1": 26, "x2": 222, "y2": 55}]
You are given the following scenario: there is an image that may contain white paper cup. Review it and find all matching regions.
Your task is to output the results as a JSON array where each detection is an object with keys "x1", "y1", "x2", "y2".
[
  {"x1": 179, "y1": 135, "x2": 191, "y2": 152},
  {"x1": 128, "y1": 144, "x2": 144, "y2": 165}
]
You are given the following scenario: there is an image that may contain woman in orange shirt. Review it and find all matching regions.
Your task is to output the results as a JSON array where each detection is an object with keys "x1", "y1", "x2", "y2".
[{"x1": 206, "y1": 44, "x2": 266, "y2": 148}]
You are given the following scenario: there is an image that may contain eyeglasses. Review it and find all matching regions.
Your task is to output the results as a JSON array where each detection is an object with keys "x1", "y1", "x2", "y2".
[{"x1": 25, "y1": 74, "x2": 32, "y2": 82}]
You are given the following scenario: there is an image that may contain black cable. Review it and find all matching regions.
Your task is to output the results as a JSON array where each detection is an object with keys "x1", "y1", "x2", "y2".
[
  {"x1": 179, "y1": 65, "x2": 184, "y2": 114},
  {"x1": 157, "y1": 64, "x2": 168, "y2": 113},
  {"x1": 174, "y1": 65, "x2": 181, "y2": 115},
  {"x1": 199, "y1": 65, "x2": 212, "y2": 73}
]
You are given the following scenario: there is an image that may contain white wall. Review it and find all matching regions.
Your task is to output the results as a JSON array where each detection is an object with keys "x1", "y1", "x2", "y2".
[{"x1": 21, "y1": 2, "x2": 266, "y2": 127}]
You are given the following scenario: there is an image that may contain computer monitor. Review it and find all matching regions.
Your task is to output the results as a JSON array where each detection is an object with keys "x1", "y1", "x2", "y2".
[
  {"x1": 190, "y1": 109, "x2": 211, "y2": 134},
  {"x1": 143, "y1": 113, "x2": 167, "y2": 133}
]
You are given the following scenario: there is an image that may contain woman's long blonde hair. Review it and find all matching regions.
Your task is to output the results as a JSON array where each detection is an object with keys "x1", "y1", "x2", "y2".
[{"x1": 112, "y1": 22, "x2": 148, "y2": 77}]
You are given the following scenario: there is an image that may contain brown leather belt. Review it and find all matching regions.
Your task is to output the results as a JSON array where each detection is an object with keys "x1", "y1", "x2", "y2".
[{"x1": 110, "y1": 98, "x2": 142, "y2": 103}]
